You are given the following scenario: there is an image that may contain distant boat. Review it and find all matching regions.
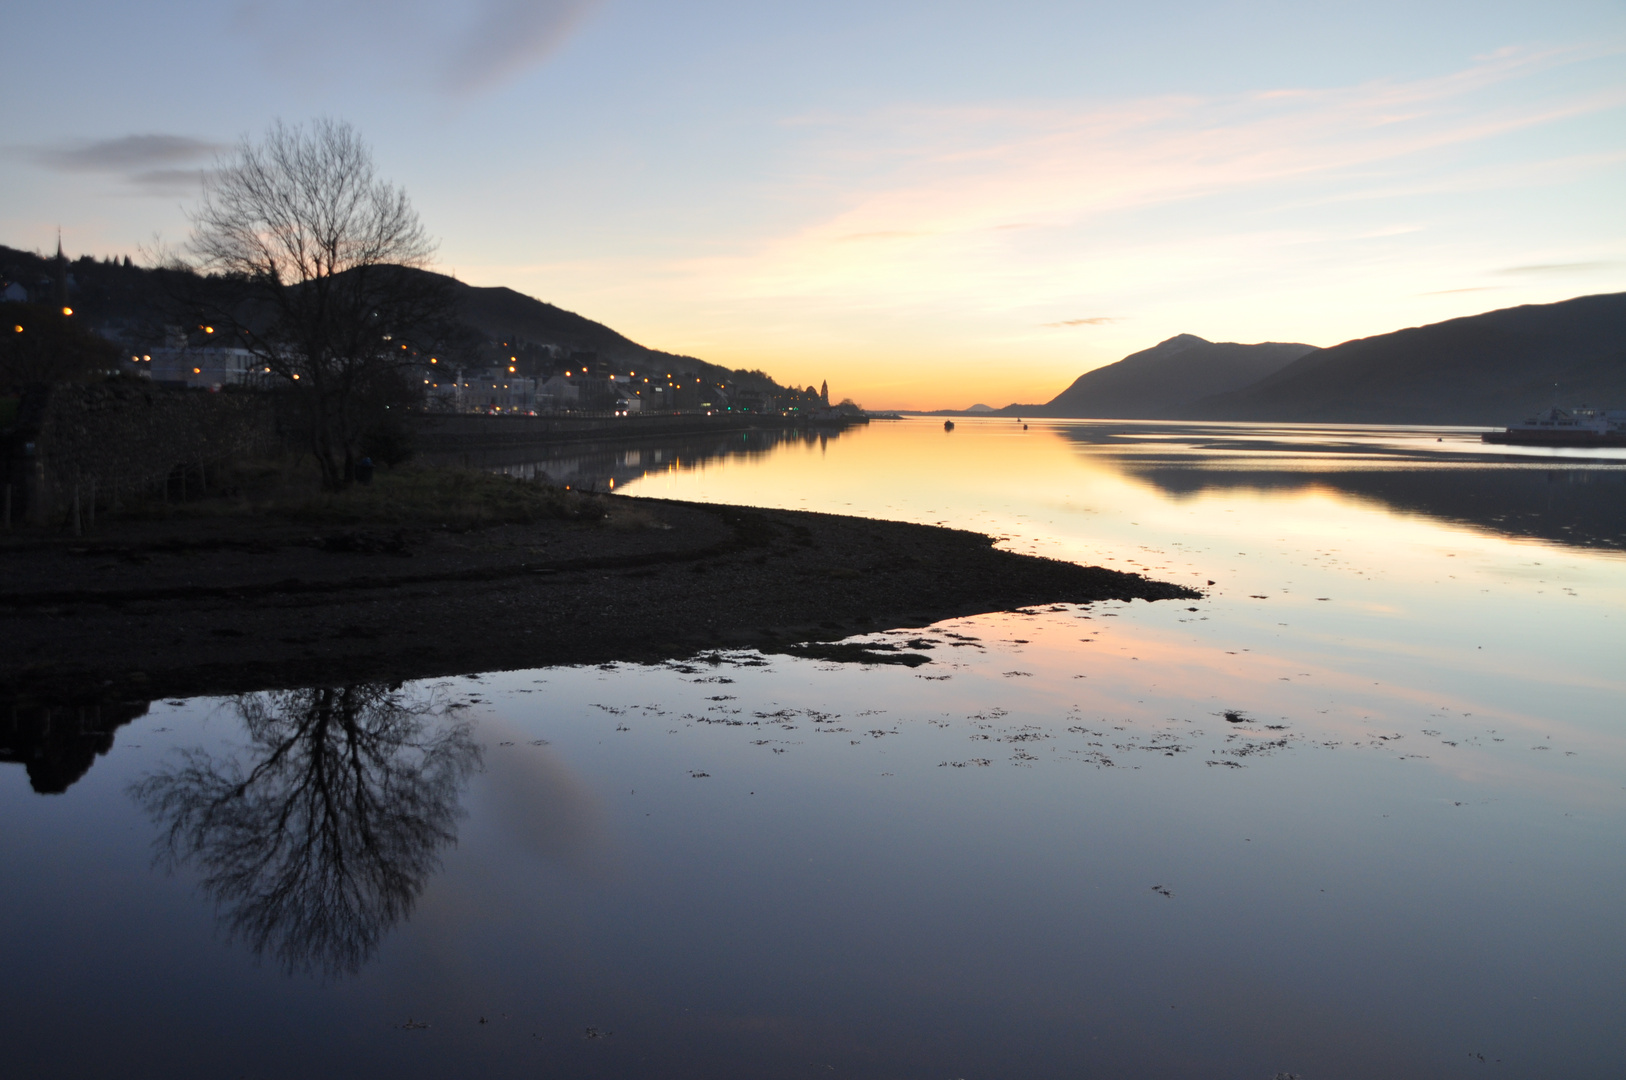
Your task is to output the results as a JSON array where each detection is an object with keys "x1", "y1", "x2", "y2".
[
  {"x1": 944, "y1": 420, "x2": 955, "y2": 431},
  {"x1": 1482, "y1": 406, "x2": 1626, "y2": 447}
]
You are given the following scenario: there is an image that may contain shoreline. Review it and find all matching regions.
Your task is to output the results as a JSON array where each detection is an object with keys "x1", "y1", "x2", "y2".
[{"x1": 0, "y1": 496, "x2": 1200, "y2": 705}]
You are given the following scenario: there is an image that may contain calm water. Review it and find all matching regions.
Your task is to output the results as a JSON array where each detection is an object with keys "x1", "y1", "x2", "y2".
[{"x1": 4, "y1": 419, "x2": 1623, "y2": 1078}]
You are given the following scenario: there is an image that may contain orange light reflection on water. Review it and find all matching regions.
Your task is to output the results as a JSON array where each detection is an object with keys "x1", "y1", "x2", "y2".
[
  {"x1": 622, "y1": 416, "x2": 1626, "y2": 808},
  {"x1": 911, "y1": 605, "x2": 1626, "y2": 809}
]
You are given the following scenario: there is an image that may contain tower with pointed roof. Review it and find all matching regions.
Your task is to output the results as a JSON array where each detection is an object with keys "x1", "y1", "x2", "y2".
[{"x1": 54, "y1": 231, "x2": 69, "y2": 313}]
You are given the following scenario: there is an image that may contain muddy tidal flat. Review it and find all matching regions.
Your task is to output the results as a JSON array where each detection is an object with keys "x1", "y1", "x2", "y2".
[{"x1": 0, "y1": 495, "x2": 1192, "y2": 703}]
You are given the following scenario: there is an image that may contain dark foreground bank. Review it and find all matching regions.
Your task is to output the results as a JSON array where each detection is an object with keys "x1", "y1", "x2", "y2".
[{"x1": 0, "y1": 496, "x2": 1198, "y2": 704}]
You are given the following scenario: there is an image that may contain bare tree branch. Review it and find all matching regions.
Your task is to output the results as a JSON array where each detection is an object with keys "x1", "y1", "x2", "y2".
[{"x1": 184, "y1": 119, "x2": 451, "y2": 489}]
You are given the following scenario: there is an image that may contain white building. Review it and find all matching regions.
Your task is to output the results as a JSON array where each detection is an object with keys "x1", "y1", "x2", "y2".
[
  {"x1": 426, "y1": 372, "x2": 543, "y2": 413},
  {"x1": 135, "y1": 346, "x2": 268, "y2": 390},
  {"x1": 538, "y1": 374, "x2": 582, "y2": 411}
]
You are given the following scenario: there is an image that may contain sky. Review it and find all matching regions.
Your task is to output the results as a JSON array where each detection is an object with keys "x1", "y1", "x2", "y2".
[{"x1": 2, "y1": 0, "x2": 1623, "y2": 409}]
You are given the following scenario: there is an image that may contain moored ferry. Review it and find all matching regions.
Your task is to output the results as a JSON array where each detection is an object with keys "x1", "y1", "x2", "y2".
[{"x1": 1482, "y1": 406, "x2": 1626, "y2": 447}]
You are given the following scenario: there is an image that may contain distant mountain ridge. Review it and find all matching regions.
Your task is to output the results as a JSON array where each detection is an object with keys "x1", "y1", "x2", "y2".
[
  {"x1": 1185, "y1": 292, "x2": 1626, "y2": 424},
  {"x1": 1005, "y1": 292, "x2": 1626, "y2": 425},
  {"x1": 1023, "y1": 334, "x2": 1314, "y2": 419}
]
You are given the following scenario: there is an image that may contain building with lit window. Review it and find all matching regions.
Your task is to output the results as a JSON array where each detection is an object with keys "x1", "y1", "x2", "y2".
[{"x1": 135, "y1": 346, "x2": 267, "y2": 390}]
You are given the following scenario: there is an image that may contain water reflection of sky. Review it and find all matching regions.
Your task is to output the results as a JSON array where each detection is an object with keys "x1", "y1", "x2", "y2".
[{"x1": 2, "y1": 419, "x2": 1622, "y2": 1077}]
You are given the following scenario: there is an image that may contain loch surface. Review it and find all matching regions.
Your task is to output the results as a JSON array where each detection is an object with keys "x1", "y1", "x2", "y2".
[{"x1": 3, "y1": 418, "x2": 1623, "y2": 1078}]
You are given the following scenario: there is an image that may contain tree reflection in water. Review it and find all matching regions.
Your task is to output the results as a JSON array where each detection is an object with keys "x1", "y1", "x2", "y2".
[{"x1": 131, "y1": 684, "x2": 480, "y2": 976}]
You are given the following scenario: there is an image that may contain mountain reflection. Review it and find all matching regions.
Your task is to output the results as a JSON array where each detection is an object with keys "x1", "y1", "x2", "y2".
[
  {"x1": 131, "y1": 684, "x2": 480, "y2": 977},
  {"x1": 427, "y1": 424, "x2": 856, "y2": 490},
  {"x1": 1128, "y1": 467, "x2": 1626, "y2": 550},
  {"x1": 1052, "y1": 423, "x2": 1626, "y2": 551}
]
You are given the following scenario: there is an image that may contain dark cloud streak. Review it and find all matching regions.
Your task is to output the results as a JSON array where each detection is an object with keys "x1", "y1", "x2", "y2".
[
  {"x1": 231, "y1": 0, "x2": 600, "y2": 96},
  {"x1": 26, "y1": 134, "x2": 221, "y2": 197},
  {"x1": 127, "y1": 169, "x2": 215, "y2": 197},
  {"x1": 37, "y1": 134, "x2": 223, "y2": 174},
  {"x1": 444, "y1": 0, "x2": 602, "y2": 94}
]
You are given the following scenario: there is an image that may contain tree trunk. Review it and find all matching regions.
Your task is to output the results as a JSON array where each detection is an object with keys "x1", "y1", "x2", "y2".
[
  {"x1": 314, "y1": 443, "x2": 345, "y2": 492},
  {"x1": 307, "y1": 385, "x2": 347, "y2": 492}
]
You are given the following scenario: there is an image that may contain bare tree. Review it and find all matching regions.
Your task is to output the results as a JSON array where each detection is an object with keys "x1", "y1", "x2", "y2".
[{"x1": 186, "y1": 119, "x2": 451, "y2": 489}]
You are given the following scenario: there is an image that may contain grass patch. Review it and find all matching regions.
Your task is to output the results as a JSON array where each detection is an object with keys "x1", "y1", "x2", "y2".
[
  {"x1": 119, "y1": 459, "x2": 613, "y2": 530},
  {"x1": 283, "y1": 466, "x2": 607, "y2": 527}
]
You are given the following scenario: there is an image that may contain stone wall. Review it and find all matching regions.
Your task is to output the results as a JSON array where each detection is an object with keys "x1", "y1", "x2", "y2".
[{"x1": 7, "y1": 381, "x2": 280, "y2": 526}]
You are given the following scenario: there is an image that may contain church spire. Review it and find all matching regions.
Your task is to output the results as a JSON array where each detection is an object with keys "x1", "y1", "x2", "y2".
[{"x1": 54, "y1": 229, "x2": 70, "y2": 313}]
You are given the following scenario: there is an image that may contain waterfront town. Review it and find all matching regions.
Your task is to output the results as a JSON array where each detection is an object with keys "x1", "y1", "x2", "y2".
[{"x1": 2, "y1": 240, "x2": 855, "y2": 421}]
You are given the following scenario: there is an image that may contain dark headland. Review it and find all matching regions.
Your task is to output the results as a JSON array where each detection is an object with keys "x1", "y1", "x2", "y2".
[
  {"x1": 991, "y1": 291, "x2": 1626, "y2": 423},
  {"x1": 0, "y1": 493, "x2": 1198, "y2": 706}
]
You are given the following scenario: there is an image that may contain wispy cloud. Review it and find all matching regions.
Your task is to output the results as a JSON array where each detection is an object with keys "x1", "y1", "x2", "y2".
[
  {"x1": 231, "y1": 0, "x2": 599, "y2": 95},
  {"x1": 1044, "y1": 317, "x2": 1119, "y2": 326},
  {"x1": 125, "y1": 169, "x2": 214, "y2": 197},
  {"x1": 443, "y1": 0, "x2": 601, "y2": 94},
  {"x1": 1495, "y1": 261, "x2": 1613, "y2": 275},
  {"x1": 32, "y1": 134, "x2": 223, "y2": 196},
  {"x1": 1419, "y1": 286, "x2": 1503, "y2": 295},
  {"x1": 37, "y1": 134, "x2": 221, "y2": 172},
  {"x1": 839, "y1": 230, "x2": 927, "y2": 242},
  {"x1": 688, "y1": 44, "x2": 1625, "y2": 306}
]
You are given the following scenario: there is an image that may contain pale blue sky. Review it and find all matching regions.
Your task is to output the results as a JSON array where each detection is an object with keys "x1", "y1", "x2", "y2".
[{"x1": 4, "y1": 0, "x2": 1622, "y2": 406}]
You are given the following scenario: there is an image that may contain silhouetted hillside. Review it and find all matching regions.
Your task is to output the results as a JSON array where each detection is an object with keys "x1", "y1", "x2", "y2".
[
  {"x1": 437, "y1": 275, "x2": 785, "y2": 390},
  {"x1": 1025, "y1": 334, "x2": 1314, "y2": 418},
  {"x1": 449, "y1": 280, "x2": 686, "y2": 367},
  {"x1": 1186, "y1": 293, "x2": 1626, "y2": 424},
  {"x1": 1, "y1": 243, "x2": 175, "y2": 343},
  {"x1": 1, "y1": 243, "x2": 786, "y2": 392}
]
